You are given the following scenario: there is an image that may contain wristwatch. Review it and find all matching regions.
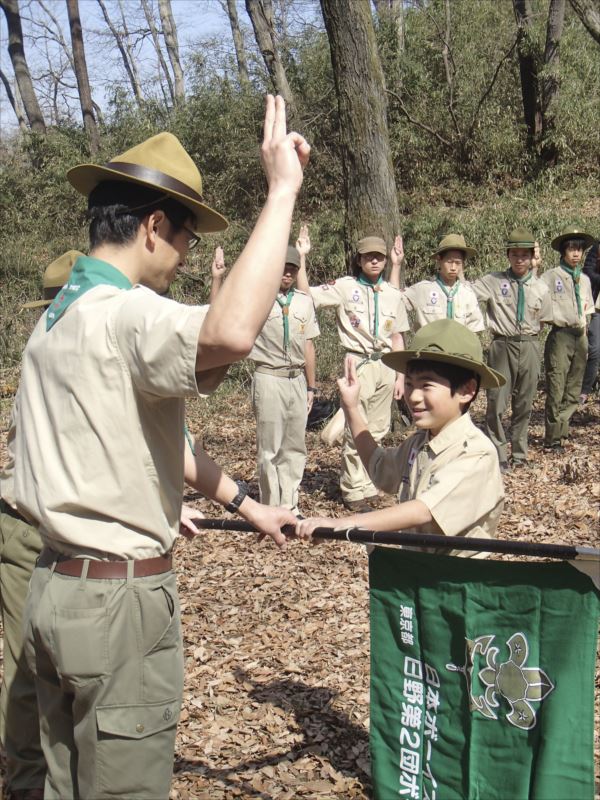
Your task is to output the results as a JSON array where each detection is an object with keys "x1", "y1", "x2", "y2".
[{"x1": 225, "y1": 480, "x2": 248, "y2": 514}]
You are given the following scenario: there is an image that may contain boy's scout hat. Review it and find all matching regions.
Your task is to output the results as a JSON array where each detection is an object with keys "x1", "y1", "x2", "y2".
[
  {"x1": 382, "y1": 319, "x2": 505, "y2": 389},
  {"x1": 432, "y1": 233, "x2": 476, "y2": 260},
  {"x1": 285, "y1": 245, "x2": 300, "y2": 268},
  {"x1": 67, "y1": 132, "x2": 228, "y2": 235},
  {"x1": 506, "y1": 227, "x2": 535, "y2": 249},
  {"x1": 551, "y1": 227, "x2": 595, "y2": 252},
  {"x1": 357, "y1": 236, "x2": 387, "y2": 256},
  {"x1": 22, "y1": 250, "x2": 83, "y2": 309}
]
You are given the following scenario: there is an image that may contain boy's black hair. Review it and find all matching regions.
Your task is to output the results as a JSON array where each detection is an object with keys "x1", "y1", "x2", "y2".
[
  {"x1": 87, "y1": 181, "x2": 193, "y2": 249},
  {"x1": 406, "y1": 358, "x2": 481, "y2": 412},
  {"x1": 559, "y1": 238, "x2": 587, "y2": 256}
]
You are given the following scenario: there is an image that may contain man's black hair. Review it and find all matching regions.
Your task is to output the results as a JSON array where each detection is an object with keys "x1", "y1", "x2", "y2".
[
  {"x1": 406, "y1": 358, "x2": 481, "y2": 412},
  {"x1": 87, "y1": 181, "x2": 193, "y2": 249},
  {"x1": 559, "y1": 238, "x2": 587, "y2": 257}
]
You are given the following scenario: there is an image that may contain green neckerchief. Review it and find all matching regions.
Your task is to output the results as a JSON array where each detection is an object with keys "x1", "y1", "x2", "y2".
[
  {"x1": 559, "y1": 260, "x2": 583, "y2": 317},
  {"x1": 46, "y1": 255, "x2": 132, "y2": 331},
  {"x1": 435, "y1": 277, "x2": 460, "y2": 319},
  {"x1": 276, "y1": 289, "x2": 295, "y2": 352},
  {"x1": 507, "y1": 269, "x2": 532, "y2": 324},
  {"x1": 357, "y1": 273, "x2": 383, "y2": 337}
]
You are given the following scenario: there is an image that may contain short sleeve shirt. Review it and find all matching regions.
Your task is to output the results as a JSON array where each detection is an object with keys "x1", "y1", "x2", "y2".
[
  {"x1": 401, "y1": 279, "x2": 485, "y2": 332},
  {"x1": 368, "y1": 413, "x2": 504, "y2": 557},
  {"x1": 472, "y1": 271, "x2": 553, "y2": 336},
  {"x1": 249, "y1": 290, "x2": 319, "y2": 368},
  {"x1": 309, "y1": 276, "x2": 409, "y2": 353},
  {"x1": 0, "y1": 404, "x2": 17, "y2": 509},
  {"x1": 14, "y1": 284, "x2": 206, "y2": 559},
  {"x1": 540, "y1": 267, "x2": 594, "y2": 328}
]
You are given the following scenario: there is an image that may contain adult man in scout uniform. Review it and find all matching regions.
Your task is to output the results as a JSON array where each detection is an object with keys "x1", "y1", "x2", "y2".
[
  {"x1": 541, "y1": 227, "x2": 596, "y2": 450},
  {"x1": 0, "y1": 251, "x2": 81, "y2": 800},
  {"x1": 471, "y1": 228, "x2": 553, "y2": 470},
  {"x1": 13, "y1": 96, "x2": 309, "y2": 799},
  {"x1": 398, "y1": 234, "x2": 484, "y2": 332}
]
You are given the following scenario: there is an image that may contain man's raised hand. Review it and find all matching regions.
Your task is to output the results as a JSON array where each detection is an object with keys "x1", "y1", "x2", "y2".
[
  {"x1": 261, "y1": 95, "x2": 310, "y2": 200},
  {"x1": 296, "y1": 223, "x2": 311, "y2": 256}
]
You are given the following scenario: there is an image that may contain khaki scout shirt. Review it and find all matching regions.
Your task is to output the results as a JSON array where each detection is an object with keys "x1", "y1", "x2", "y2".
[
  {"x1": 401, "y1": 279, "x2": 485, "y2": 332},
  {"x1": 540, "y1": 267, "x2": 594, "y2": 329},
  {"x1": 310, "y1": 277, "x2": 409, "y2": 353},
  {"x1": 249, "y1": 290, "x2": 319, "y2": 368},
  {"x1": 368, "y1": 412, "x2": 504, "y2": 557},
  {"x1": 472, "y1": 270, "x2": 553, "y2": 336},
  {"x1": 14, "y1": 284, "x2": 206, "y2": 560}
]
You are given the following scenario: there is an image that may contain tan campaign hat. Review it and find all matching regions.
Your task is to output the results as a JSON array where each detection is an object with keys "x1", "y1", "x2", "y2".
[
  {"x1": 551, "y1": 227, "x2": 596, "y2": 252},
  {"x1": 431, "y1": 233, "x2": 476, "y2": 260},
  {"x1": 506, "y1": 227, "x2": 536, "y2": 249},
  {"x1": 67, "y1": 132, "x2": 228, "y2": 235},
  {"x1": 285, "y1": 245, "x2": 300, "y2": 268},
  {"x1": 357, "y1": 236, "x2": 387, "y2": 256},
  {"x1": 22, "y1": 250, "x2": 83, "y2": 309},
  {"x1": 382, "y1": 319, "x2": 505, "y2": 389}
]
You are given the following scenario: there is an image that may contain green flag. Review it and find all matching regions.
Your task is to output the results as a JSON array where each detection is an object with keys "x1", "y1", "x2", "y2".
[{"x1": 369, "y1": 548, "x2": 599, "y2": 800}]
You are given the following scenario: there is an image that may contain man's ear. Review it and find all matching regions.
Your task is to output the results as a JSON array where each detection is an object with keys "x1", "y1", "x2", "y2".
[
  {"x1": 457, "y1": 377, "x2": 478, "y2": 404},
  {"x1": 142, "y1": 209, "x2": 166, "y2": 249}
]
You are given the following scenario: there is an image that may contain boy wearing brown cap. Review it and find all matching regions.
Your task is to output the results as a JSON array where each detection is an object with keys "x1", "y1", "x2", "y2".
[
  {"x1": 297, "y1": 320, "x2": 505, "y2": 555},
  {"x1": 471, "y1": 228, "x2": 553, "y2": 469}
]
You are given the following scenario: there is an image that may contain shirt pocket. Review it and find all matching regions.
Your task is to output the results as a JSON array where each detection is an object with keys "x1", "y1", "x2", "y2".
[{"x1": 379, "y1": 308, "x2": 397, "y2": 335}]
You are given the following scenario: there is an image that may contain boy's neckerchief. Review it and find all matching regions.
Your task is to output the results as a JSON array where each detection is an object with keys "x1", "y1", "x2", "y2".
[
  {"x1": 46, "y1": 255, "x2": 132, "y2": 331},
  {"x1": 507, "y1": 269, "x2": 532, "y2": 323},
  {"x1": 434, "y1": 277, "x2": 460, "y2": 319},
  {"x1": 276, "y1": 289, "x2": 295, "y2": 352},
  {"x1": 559, "y1": 260, "x2": 583, "y2": 316},
  {"x1": 357, "y1": 273, "x2": 383, "y2": 337}
]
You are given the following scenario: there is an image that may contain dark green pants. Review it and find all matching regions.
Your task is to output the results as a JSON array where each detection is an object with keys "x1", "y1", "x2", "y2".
[{"x1": 544, "y1": 326, "x2": 588, "y2": 446}]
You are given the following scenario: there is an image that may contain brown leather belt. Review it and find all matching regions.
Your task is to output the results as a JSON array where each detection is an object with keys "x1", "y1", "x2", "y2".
[
  {"x1": 493, "y1": 334, "x2": 538, "y2": 342},
  {"x1": 53, "y1": 552, "x2": 172, "y2": 579}
]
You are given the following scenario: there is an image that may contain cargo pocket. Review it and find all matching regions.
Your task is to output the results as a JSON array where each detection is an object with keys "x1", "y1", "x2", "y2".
[
  {"x1": 95, "y1": 699, "x2": 180, "y2": 799},
  {"x1": 52, "y1": 606, "x2": 109, "y2": 686}
]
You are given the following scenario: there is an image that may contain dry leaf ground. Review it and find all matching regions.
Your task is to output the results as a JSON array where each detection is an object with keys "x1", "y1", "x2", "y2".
[{"x1": 0, "y1": 382, "x2": 598, "y2": 799}]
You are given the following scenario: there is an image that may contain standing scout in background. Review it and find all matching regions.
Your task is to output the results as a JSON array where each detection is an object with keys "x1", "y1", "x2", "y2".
[
  {"x1": 296, "y1": 229, "x2": 409, "y2": 512},
  {"x1": 398, "y1": 234, "x2": 484, "y2": 332},
  {"x1": 0, "y1": 251, "x2": 81, "y2": 800},
  {"x1": 471, "y1": 228, "x2": 553, "y2": 470},
  {"x1": 210, "y1": 244, "x2": 318, "y2": 516},
  {"x1": 14, "y1": 96, "x2": 309, "y2": 800},
  {"x1": 580, "y1": 242, "x2": 600, "y2": 404},
  {"x1": 540, "y1": 227, "x2": 595, "y2": 451},
  {"x1": 297, "y1": 320, "x2": 505, "y2": 558}
]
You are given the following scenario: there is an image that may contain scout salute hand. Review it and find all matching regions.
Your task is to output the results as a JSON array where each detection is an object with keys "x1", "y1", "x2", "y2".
[
  {"x1": 211, "y1": 246, "x2": 226, "y2": 280},
  {"x1": 261, "y1": 95, "x2": 310, "y2": 197},
  {"x1": 339, "y1": 355, "x2": 362, "y2": 414},
  {"x1": 296, "y1": 224, "x2": 311, "y2": 257},
  {"x1": 388, "y1": 234, "x2": 404, "y2": 289}
]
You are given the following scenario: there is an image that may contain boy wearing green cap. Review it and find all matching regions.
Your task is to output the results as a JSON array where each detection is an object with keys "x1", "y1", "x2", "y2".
[
  {"x1": 541, "y1": 227, "x2": 596, "y2": 450},
  {"x1": 297, "y1": 320, "x2": 506, "y2": 556},
  {"x1": 471, "y1": 228, "x2": 553, "y2": 469}
]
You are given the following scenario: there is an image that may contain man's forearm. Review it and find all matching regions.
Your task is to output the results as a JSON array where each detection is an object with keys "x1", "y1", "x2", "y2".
[
  {"x1": 345, "y1": 403, "x2": 378, "y2": 470},
  {"x1": 338, "y1": 499, "x2": 432, "y2": 533},
  {"x1": 304, "y1": 339, "x2": 316, "y2": 387}
]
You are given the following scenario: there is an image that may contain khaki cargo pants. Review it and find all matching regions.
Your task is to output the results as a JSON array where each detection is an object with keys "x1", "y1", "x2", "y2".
[
  {"x1": 23, "y1": 550, "x2": 183, "y2": 800},
  {"x1": 544, "y1": 326, "x2": 588, "y2": 446}
]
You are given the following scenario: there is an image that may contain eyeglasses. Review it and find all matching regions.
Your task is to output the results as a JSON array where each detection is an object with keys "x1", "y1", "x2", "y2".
[{"x1": 182, "y1": 225, "x2": 201, "y2": 250}]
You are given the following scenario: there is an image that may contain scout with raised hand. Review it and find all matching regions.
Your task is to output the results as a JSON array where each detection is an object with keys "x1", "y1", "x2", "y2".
[
  {"x1": 471, "y1": 227, "x2": 553, "y2": 469},
  {"x1": 541, "y1": 227, "x2": 596, "y2": 451},
  {"x1": 13, "y1": 95, "x2": 309, "y2": 800},
  {"x1": 296, "y1": 229, "x2": 409, "y2": 512},
  {"x1": 296, "y1": 320, "x2": 505, "y2": 556},
  {"x1": 399, "y1": 234, "x2": 484, "y2": 332}
]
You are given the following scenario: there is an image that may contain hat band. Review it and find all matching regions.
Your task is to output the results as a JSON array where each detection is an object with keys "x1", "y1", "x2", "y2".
[{"x1": 105, "y1": 161, "x2": 204, "y2": 204}]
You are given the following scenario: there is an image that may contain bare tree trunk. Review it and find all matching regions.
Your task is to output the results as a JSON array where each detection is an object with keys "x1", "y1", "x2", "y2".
[
  {"x1": 222, "y1": 0, "x2": 250, "y2": 86},
  {"x1": 0, "y1": 66, "x2": 28, "y2": 130},
  {"x1": 141, "y1": 0, "x2": 175, "y2": 105},
  {"x1": 513, "y1": 0, "x2": 542, "y2": 149},
  {"x1": 66, "y1": 0, "x2": 100, "y2": 155},
  {"x1": 158, "y1": 0, "x2": 185, "y2": 102},
  {"x1": 374, "y1": 0, "x2": 404, "y2": 52},
  {"x1": 96, "y1": 0, "x2": 143, "y2": 106},
  {"x1": 540, "y1": 0, "x2": 566, "y2": 164},
  {"x1": 320, "y1": 0, "x2": 400, "y2": 264},
  {"x1": 0, "y1": 0, "x2": 46, "y2": 132},
  {"x1": 568, "y1": 0, "x2": 600, "y2": 44},
  {"x1": 245, "y1": 0, "x2": 297, "y2": 117}
]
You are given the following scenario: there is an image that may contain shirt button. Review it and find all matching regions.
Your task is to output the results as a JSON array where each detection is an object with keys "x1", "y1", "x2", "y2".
[{"x1": 136, "y1": 723, "x2": 144, "y2": 733}]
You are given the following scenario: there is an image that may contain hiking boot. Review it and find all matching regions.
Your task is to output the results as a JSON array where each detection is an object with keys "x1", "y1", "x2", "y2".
[{"x1": 343, "y1": 498, "x2": 373, "y2": 513}]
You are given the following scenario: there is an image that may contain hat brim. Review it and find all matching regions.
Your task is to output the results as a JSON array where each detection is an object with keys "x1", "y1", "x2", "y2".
[
  {"x1": 382, "y1": 349, "x2": 505, "y2": 390},
  {"x1": 22, "y1": 298, "x2": 51, "y2": 310},
  {"x1": 431, "y1": 246, "x2": 477, "y2": 260},
  {"x1": 67, "y1": 164, "x2": 228, "y2": 235},
  {"x1": 551, "y1": 233, "x2": 596, "y2": 252}
]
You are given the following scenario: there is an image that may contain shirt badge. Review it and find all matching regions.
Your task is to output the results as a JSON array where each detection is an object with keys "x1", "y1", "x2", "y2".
[
  {"x1": 430, "y1": 291, "x2": 438, "y2": 305},
  {"x1": 349, "y1": 314, "x2": 361, "y2": 328},
  {"x1": 384, "y1": 319, "x2": 393, "y2": 332},
  {"x1": 555, "y1": 278, "x2": 564, "y2": 293},
  {"x1": 501, "y1": 281, "x2": 510, "y2": 297},
  {"x1": 352, "y1": 290, "x2": 360, "y2": 302},
  {"x1": 320, "y1": 284, "x2": 330, "y2": 291}
]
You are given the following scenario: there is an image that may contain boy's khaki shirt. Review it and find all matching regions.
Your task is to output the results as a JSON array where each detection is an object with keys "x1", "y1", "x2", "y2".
[
  {"x1": 401, "y1": 279, "x2": 485, "y2": 332},
  {"x1": 540, "y1": 267, "x2": 594, "y2": 328},
  {"x1": 249, "y1": 290, "x2": 319, "y2": 368},
  {"x1": 368, "y1": 413, "x2": 504, "y2": 557},
  {"x1": 471, "y1": 270, "x2": 553, "y2": 336},
  {"x1": 310, "y1": 277, "x2": 409, "y2": 353},
  {"x1": 14, "y1": 284, "x2": 206, "y2": 560}
]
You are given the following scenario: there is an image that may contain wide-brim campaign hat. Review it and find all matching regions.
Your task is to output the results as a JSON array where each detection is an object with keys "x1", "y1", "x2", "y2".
[
  {"x1": 285, "y1": 245, "x2": 301, "y2": 268},
  {"x1": 382, "y1": 319, "x2": 505, "y2": 389},
  {"x1": 550, "y1": 227, "x2": 596, "y2": 252},
  {"x1": 431, "y1": 233, "x2": 476, "y2": 260},
  {"x1": 506, "y1": 227, "x2": 536, "y2": 249},
  {"x1": 67, "y1": 132, "x2": 228, "y2": 235},
  {"x1": 357, "y1": 236, "x2": 387, "y2": 256},
  {"x1": 22, "y1": 250, "x2": 83, "y2": 309}
]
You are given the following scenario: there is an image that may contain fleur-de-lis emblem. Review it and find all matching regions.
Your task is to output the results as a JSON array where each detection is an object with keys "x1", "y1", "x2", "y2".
[{"x1": 446, "y1": 632, "x2": 554, "y2": 730}]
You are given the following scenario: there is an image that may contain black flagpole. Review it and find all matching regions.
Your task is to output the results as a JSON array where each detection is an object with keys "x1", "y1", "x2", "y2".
[{"x1": 191, "y1": 518, "x2": 600, "y2": 562}]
